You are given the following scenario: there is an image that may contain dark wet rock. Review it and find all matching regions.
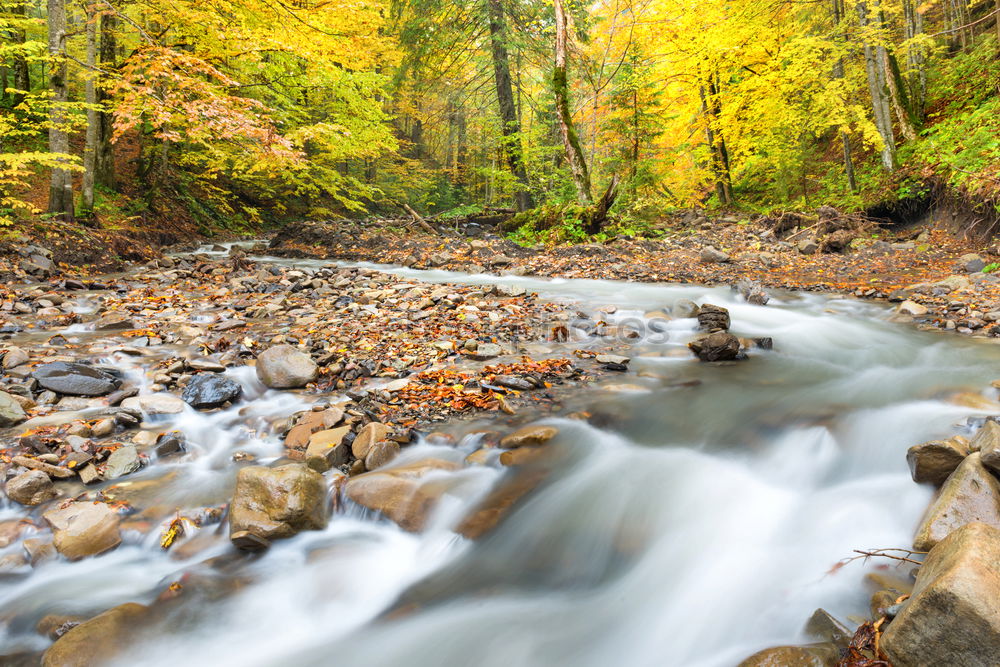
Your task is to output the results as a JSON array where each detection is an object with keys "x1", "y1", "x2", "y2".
[
  {"x1": 907, "y1": 439, "x2": 969, "y2": 486},
  {"x1": 689, "y1": 332, "x2": 744, "y2": 362},
  {"x1": 32, "y1": 362, "x2": 121, "y2": 397},
  {"x1": 913, "y1": 453, "x2": 1000, "y2": 552},
  {"x1": 154, "y1": 433, "x2": 186, "y2": 458},
  {"x1": 181, "y1": 373, "x2": 243, "y2": 409},
  {"x1": 255, "y1": 344, "x2": 318, "y2": 389},
  {"x1": 696, "y1": 304, "x2": 730, "y2": 332},
  {"x1": 43, "y1": 501, "x2": 122, "y2": 560},
  {"x1": 0, "y1": 390, "x2": 27, "y2": 426},
  {"x1": 883, "y1": 522, "x2": 1000, "y2": 667},
  {"x1": 958, "y1": 253, "x2": 986, "y2": 274},
  {"x1": 5, "y1": 470, "x2": 58, "y2": 506},
  {"x1": 229, "y1": 464, "x2": 327, "y2": 546},
  {"x1": 42, "y1": 603, "x2": 147, "y2": 667},
  {"x1": 344, "y1": 459, "x2": 460, "y2": 532}
]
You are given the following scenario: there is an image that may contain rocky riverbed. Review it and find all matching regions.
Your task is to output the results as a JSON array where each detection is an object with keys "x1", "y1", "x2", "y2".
[{"x1": 4, "y1": 242, "x2": 1000, "y2": 666}]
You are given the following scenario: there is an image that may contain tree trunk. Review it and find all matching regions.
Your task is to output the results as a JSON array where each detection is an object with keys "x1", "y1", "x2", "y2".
[
  {"x1": 81, "y1": 6, "x2": 99, "y2": 222},
  {"x1": 47, "y1": 0, "x2": 74, "y2": 221},
  {"x1": 553, "y1": 0, "x2": 592, "y2": 205},
  {"x1": 698, "y1": 82, "x2": 732, "y2": 206},
  {"x1": 886, "y1": 52, "x2": 918, "y2": 140},
  {"x1": 96, "y1": 10, "x2": 116, "y2": 189},
  {"x1": 832, "y1": 0, "x2": 857, "y2": 192},
  {"x1": 11, "y1": 0, "x2": 30, "y2": 107},
  {"x1": 857, "y1": 0, "x2": 896, "y2": 171},
  {"x1": 486, "y1": 0, "x2": 534, "y2": 212},
  {"x1": 902, "y1": 0, "x2": 926, "y2": 116}
]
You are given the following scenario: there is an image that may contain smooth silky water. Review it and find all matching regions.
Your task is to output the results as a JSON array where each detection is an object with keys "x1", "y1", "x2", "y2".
[{"x1": 4, "y1": 248, "x2": 999, "y2": 666}]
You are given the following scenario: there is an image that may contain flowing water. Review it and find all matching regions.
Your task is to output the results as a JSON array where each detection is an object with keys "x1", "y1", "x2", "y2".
[{"x1": 4, "y1": 248, "x2": 1000, "y2": 666}]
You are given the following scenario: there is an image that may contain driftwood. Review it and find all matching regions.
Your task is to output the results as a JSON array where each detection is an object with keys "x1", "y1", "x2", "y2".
[
  {"x1": 586, "y1": 175, "x2": 620, "y2": 235},
  {"x1": 397, "y1": 201, "x2": 437, "y2": 235}
]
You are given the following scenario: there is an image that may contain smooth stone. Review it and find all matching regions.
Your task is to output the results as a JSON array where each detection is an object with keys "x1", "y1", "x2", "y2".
[
  {"x1": 344, "y1": 459, "x2": 461, "y2": 532},
  {"x1": 121, "y1": 394, "x2": 187, "y2": 415},
  {"x1": 468, "y1": 343, "x2": 502, "y2": 360},
  {"x1": 32, "y1": 362, "x2": 120, "y2": 397},
  {"x1": 0, "y1": 390, "x2": 27, "y2": 426},
  {"x1": 93, "y1": 312, "x2": 135, "y2": 330},
  {"x1": 5, "y1": 470, "x2": 59, "y2": 505},
  {"x1": 43, "y1": 502, "x2": 122, "y2": 560},
  {"x1": 255, "y1": 344, "x2": 318, "y2": 389},
  {"x1": 883, "y1": 522, "x2": 1000, "y2": 667},
  {"x1": 305, "y1": 426, "x2": 351, "y2": 472},
  {"x1": 364, "y1": 440, "x2": 400, "y2": 471},
  {"x1": 737, "y1": 644, "x2": 838, "y2": 667},
  {"x1": 975, "y1": 421, "x2": 1000, "y2": 474},
  {"x1": 11, "y1": 455, "x2": 74, "y2": 479},
  {"x1": 688, "y1": 332, "x2": 743, "y2": 362},
  {"x1": 103, "y1": 445, "x2": 141, "y2": 479},
  {"x1": 907, "y1": 439, "x2": 969, "y2": 486},
  {"x1": 898, "y1": 300, "x2": 929, "y2": 316},
  {"x1": 499, "y1": 425, "x2": 559, "y2": 449},
  {"x1": 42, "y1": 603, "x2": 147, "y2": 667},
  {"x1": 913, "y1": 453, "x2": 1000, "y2": 552},
  {"x1": 352, "y1": 422, "x2": 391, "y2": 459},
  {"x1": 699, "y1": 246, "x2": 730, "y2": 263}
]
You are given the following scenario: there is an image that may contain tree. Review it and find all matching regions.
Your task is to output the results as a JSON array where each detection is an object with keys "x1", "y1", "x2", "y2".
[
  {"x1": 47, "y1": 0, "x2": 74, "y2": 220},
  {"x1": 857, "y1": 0, "x2": 896, "y2": 170},
  {"x1": 553, "y1": 0, "x2": 592, "y2": 205}
]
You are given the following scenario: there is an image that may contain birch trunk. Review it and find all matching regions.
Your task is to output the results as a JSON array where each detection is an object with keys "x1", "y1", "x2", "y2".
[
  {"x1": 47, "y1": 0, "x2": 74, "y2": 221},
  {"x1": 857, "y1": 0, "x2": 896, "y2": 171},
  {"x1": 82, "y1": 7, "x2": 99, "y2": 221}
]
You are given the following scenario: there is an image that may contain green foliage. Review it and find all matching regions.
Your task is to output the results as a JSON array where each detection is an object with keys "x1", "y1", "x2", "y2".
[{"x1": 983, "y1": 262, "x2": 1000, "y2": 274}]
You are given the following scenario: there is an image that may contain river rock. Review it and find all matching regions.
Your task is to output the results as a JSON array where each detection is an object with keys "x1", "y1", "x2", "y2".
[
  {"x1": 913, "y1": 452, "x2": 1000, "y2": 552},
  {"x1": 882, "y1": 522, "x2": 1000, "y2": 667},
  {"x1": 255, "y1": 344, "x2": 318, "y2": 388},
  {"x1": 737, "y1": 644, "x2": 838, "y2": 667},
  {"x1": 689, "y1": 332, "x2": 743, "y2": 361},
  {"x1": 352, "y1": 422, "x2": 391, "y2": 459},
  {"x1": 229, "y1": 464, "x2": 327, "y2": 547},
  {"x1": 5, "y1": 470, "x2": 58, "y2": 505},
  {"x1": 468, "y1": 343, "x2": 502, "y2": 360},
  {"x1": 43, "y1": 501, "x2": 122, "y2": 560},
  {"x1": 32, "y1": 362, "x2": 121, "y2": 397},
  {"x1": 181, "y1": 373, "x2": 243, "y2": 409},
  {"x1": 0, "y1": 391, "x2": 27, "y2": 426},
  {"x1": 696, "y1": 304, "x2": 730, "y2": 332},
  {"x1": 673, "y1": 299, "x2": 699, "y2": 318},
  {"x1": 974, "y1": 421, "x2": 1000, "y2": 473},
  {"x1": 958, "y1": 253, "x2": 986, "y2": 273},
  {"x1": 305, "y1": 426, "x2": 351, "y2": 472},
  {"x1": 897, "y1": 300, "x2": 929, "y2": 317},
  {"x1": 364, "y1": 440, "x2": 400, "y2": 470},
  {"x1": 104, "y1": 445, "x2": 141, "y2": 479},
  {"x1": 699, "y1": 246, "x2": 730, "y2": 263},
  {"x1": 906, "y1": 439, "x2": 969, "y2": 486},
  {"x1": 2, "y1": 346, "x2": 28, "y2": 369},
  {"x1": 93, "y1": 312, "x2": 135, "y2": 330},
  {"x1": 500, "y1": 425, "x2": 559, "y2": 448},
  {"x1": 42, "y1": 602, "x2": 147, "y2": 667},
  {"x1": 121, "y1": 394, "x2": 186, "y2": 415},
  {"x1": 344, "y1": 459, "x2": 461, "y2": 532}
]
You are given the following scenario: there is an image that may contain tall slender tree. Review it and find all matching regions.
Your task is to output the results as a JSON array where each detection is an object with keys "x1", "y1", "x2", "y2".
[
  {"x1": 554, "y1": 0, "x2": 592, "y2": 205},
  {"x1": 47, "y1": 0, "x2": 74, "y2": 220}
]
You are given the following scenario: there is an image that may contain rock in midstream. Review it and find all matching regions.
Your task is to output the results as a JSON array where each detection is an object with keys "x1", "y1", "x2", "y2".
[
  {"x1": 228, "y1": 464, "x2": 328, "y2": 549},
  {"x1": 43, "y1": 501, "x2": 122, "y2": 561},
  {"x1": 906, "y1": 439, "x2": 969, "y2": 486},
  {"x1": 181, "y1": 373, "x2": 243, "y2": 409},
  {"x1": 42, "y1": 603, "x2": 148, "y2": 667},
  {"x1": 913, "y1": 452, "x2": 1000, "y2": 552}
]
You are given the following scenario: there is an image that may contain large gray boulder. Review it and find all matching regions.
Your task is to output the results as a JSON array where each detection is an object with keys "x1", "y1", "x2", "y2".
[
  {"x1": 181, "y1": 373, "x2": 242, "y2": 409},
  {"x1": 229, "y1": 464, "x2": 327, "y2": 548},
  {"x1": 32, "y1": 362, "x2": 121, "y2": 397},
  {"x1": 255, "y1": 345, "x2": 318, "y2": 389},
  {"x1": 913, "y1": 452, "x2": 1000, "y2": 552},
  {"x1": 883, "y1": 522, "x2": 1000, "y2": 667}
]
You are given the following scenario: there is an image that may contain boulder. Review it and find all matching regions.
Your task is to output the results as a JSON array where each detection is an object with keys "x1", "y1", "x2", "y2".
[
  {"x1": 364, "y1": 440, "x2": 400, "y2": 471},
  {"x1": 737, "y1": 644, "x2": 838, "y2": 667},
  {"x1": 689, "y1": 332, "x2": 744, "y2": 362},
  {"x1": 2, "y1": 346, "x2": 28, "y2": 369},
  {"x1": 304, "y1": 426, "x2": 351, "y2": 472},
  {"x1": 229, "y1": 464, "x2": 327, "y2": 546},
  {"x1": 32, "y1": 362, "x2": 121, "y2": 397},
  {"x1": 975, "y1": 421, "x2": 1000, "y2": 474},
  {"x1": 43, "y1": 502, "x2": 122, "y2": 560},
  {"x1": 500, "y1": 425, "x2": 559, "y2": 448},
  {"x1": 696, "y1": 304, "x2": 731, "y2": 332},
  {"x1": 673, "y1": 299, "x2": 699, "y2": 319},
  {"x1": 181, "y1": 373, "x2": 243, "y2": 409},
  {"x1": 906, "y1": 439, "x2": 968, "y2": 486},
  {"x1": 344, "y1": 459, "x2": 460, "y2": 532},
  {"x1": 913, "y1": 453, "x2": 1000, "y2": 552},
  {"x1": 468, "y1": 343, "x2": 502, "y2": 360},
  {"x1": 42, "y1": 603, "x2": 147, "y2": 667},
  {"x1": 255, "y1": 344, "x2": 318, "y2": 389},
  {"x1": 5, "y1": 470, "x2": 58, "y2": 506},
  {"x1": 797, "y1": 238, "x2": 819, "y2": 255},
  {"x1": 352, "y1": 422, "x2": 391, "y2": 459},
  {"x1": 958, "y1": 253, "x2": 986, "y2": 273},
  {"x1": 883, "y1": 522, "x2": 1000, "y2": 667},
  {"x1": 699, "y1": 246, "x2": 730, "y2": 263},
  {"x1": 0, "y1": 391, "x2": 27, "y2": 426}
]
